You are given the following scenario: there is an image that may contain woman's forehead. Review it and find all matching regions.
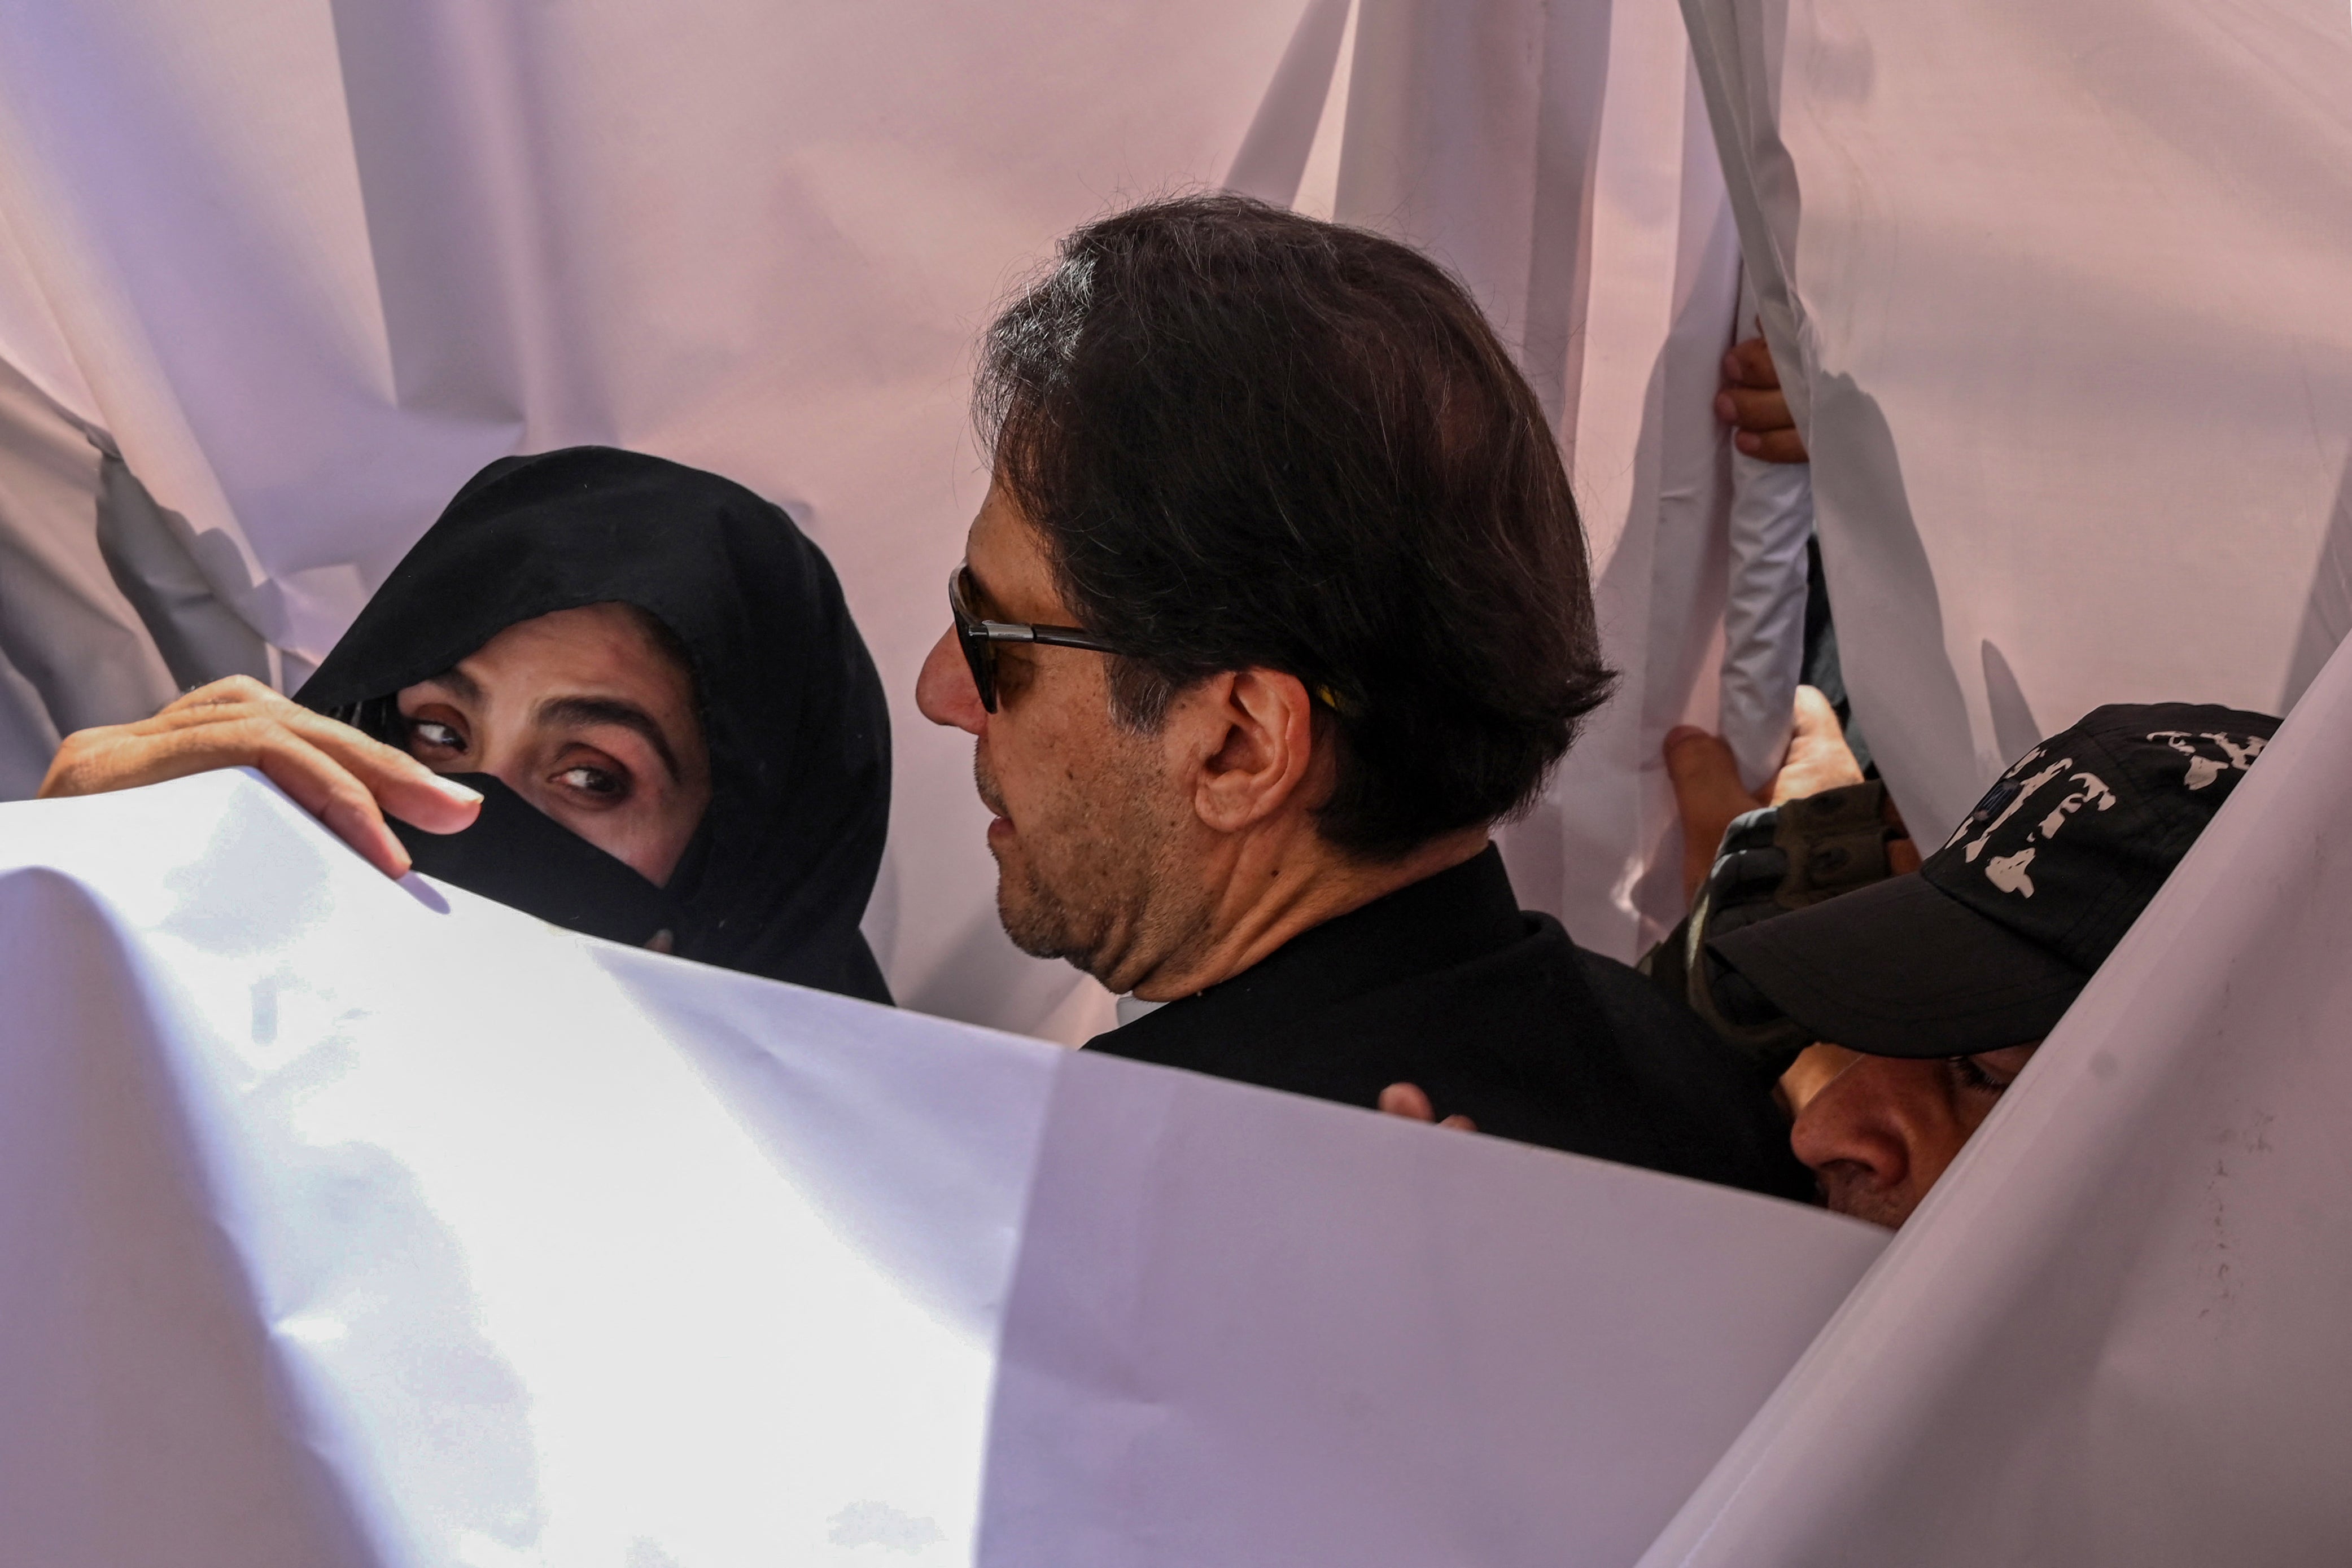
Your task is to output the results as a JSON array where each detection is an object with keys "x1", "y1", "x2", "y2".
[
  {"x1": 472, "y1": 603, "x2": 685, "y2": 676},
  {"x1": 435, "y1": 603, "x2": 698, "y2": 728}
]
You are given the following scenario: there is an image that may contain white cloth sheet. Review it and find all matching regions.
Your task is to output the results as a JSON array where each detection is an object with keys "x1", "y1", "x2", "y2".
[
  {"x1": 0, "y1": 769, "x2": 1885, "y2": 1565},
  {"x1": 1638, "y1": 590, "x2": 2352, "y2": 1568},
  {"x1": 0, "y1": 0, "x2": 1773, "y2": 995},
  {"x1": 0, "y1": 0, "x2": 1320, "y2": 1040},
  {"x1": 1682, "y1": 0, "x2": 2352, "y2": 839}
]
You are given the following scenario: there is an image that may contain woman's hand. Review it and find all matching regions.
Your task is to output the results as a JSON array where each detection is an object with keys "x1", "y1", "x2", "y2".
[{"x1": 40, "y1": 675, "x2": 481, "y2": 877}]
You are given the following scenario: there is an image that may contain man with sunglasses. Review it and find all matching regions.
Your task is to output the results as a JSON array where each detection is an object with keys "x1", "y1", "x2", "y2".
[{"x1": 916, "y1": 195, "x2": 1808, "y2": 1197}]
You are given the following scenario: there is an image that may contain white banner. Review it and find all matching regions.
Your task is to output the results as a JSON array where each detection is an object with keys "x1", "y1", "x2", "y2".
[
  {"x1": 1638, "y1": 616, "x2": 2352, "y2": 1567},
  {"x1": 0, "y1": 770, "x2": 1882, "y2": 1565}
]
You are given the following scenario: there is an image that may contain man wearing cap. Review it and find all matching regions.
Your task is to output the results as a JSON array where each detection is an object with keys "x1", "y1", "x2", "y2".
[{"x1": 1706, "y1": 703, "x2": 2278, "y2": 1227}]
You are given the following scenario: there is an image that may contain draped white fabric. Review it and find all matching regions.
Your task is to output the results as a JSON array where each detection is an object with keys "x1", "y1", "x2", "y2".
[
  {"x1": 1642, "y1": 10, "x2": 2352, "y2": 1553},
  {"x1": 1683, "y1": 0, "x2": 2352, "y2": 839},
  {"x1": 5, "y1": 1, "x2": 2352, "y2": 1557},
  {"x1": 0, "y1": 0, "x2": 1313, "y2": 1037},
  {"x1": 0, "y1": 0, "x2": 1769, "y2": 1025},
  {"x1": 1637, "y1": 612, "x2": 2352, "y2": 1568},
  {"x1": 0, "y1": 772, "x2": 1883, "y2": 1565}
]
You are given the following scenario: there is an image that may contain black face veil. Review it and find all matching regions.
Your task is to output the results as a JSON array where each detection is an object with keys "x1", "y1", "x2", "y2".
[{"x1": 296, "y1": 446, "x2": 893, "y2": 1003}]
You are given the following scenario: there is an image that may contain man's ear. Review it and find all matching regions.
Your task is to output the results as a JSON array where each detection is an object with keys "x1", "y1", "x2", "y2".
[{"x1": 1188, "y1": 667, "x2": 1319, "y2": 833}]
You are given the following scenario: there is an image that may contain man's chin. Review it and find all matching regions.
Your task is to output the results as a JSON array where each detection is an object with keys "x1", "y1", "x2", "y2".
[{"x1": 995, "y1": 881, "x2": 1083, "y2": 965}]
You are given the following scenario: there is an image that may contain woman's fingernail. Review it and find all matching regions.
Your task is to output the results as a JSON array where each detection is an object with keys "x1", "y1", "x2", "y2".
[{"x1": 429, "y1": 776, "x2": 483, "y2": 804}]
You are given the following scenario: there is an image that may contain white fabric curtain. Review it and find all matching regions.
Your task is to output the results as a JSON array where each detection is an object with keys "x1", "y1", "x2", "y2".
[
  {"x1": 0, "y1": 0, "x2": 1307, "y2": 1036},
  {"x1": 1638, "y1": 616, "x2": 2352, "y2": 1568},
  {"x1": 1635, "y1": 1, "x2": 2352, "y2": 1557},
  {"x1": 0, "y1": 768, "x2": 1885, "y2": 1565},
  {"x1": 4, "y1": 1, "x2": 2352, "y2": 1553},
  {"x1": 1682, "y1": 0, "x2": 2352, "y2": 839},
  {"x1": 1238, "y1": 0, "x2": 1761, "y2": 958},
  {"x1": 0, "y1": 0, "x2": 1752, "y2": 1028}
]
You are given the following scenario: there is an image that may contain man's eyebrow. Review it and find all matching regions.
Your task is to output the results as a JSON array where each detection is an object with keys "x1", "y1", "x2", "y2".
[
  {"x1": 534, "y1": 695, "x2": 683, "y2": 781},
  {"x1": 963, "y1": 561, "x2": 1008, "y2": 620}
]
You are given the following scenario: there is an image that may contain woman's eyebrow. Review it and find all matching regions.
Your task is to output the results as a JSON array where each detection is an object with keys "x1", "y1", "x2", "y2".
[
  {"x1": 534, "y1": 695, "x2": 682, "y2": 781},
  {"x1": 419, "y1": 667, "x2": 484, "y2": 704}
]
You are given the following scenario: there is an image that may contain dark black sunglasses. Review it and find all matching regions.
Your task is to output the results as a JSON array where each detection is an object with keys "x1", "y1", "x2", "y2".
[{"x1": 948, "y1": 566, "x2": 1122, "y2": 713}]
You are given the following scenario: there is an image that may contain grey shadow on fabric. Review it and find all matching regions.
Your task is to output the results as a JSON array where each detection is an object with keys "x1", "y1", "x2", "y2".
[
  {"x1": 1332, "y1": 0, "x2": 1614, "y2": 424},
  {"x1": 95, "y1": 453, "x2": 274, "y2": 691},
  {"x1": 162, "y1": 803, "x2": 549, "y2": 1558},
  {"x1": 0, "y1": 869, "x2": 386, "y2": 1567},
  {"x1": 1233, "y1": 0, "x2": 1623, "y2": 493},
  {"x1": 2280, "y1": 443, "x2": 2352, "y2": 713},
  {"x1": 395, "y1": 873, "x2": 453, "y2": 915},
  {"x1": 322, "y1": 0, "x2": 558, "y2": 444},
  {"x1": 1222, "y1": 0, "x2": 1353, "y2": 206},
  {"x1": 1516, "y1": 0, "x2": 1615, "y2": 432},
  {"x1": 1507, "y1": 67, "x2": 1739, "y2": 944},
  {"x1": 0, "y1": 358, "x2": 185, "y2": 773},
  {"x1": 1979, "y1": 640, "x2": 2044, "y2": 764},
  {"x1": 1806, "y1": 374, "x2": 1982, "y2": 839}
]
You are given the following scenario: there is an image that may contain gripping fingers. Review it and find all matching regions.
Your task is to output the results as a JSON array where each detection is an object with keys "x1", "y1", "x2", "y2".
[
  {"x1": 278, "y1": 708, "x2": 482, "y2": 834},
  {"x1": 247, "y1": 730, "x2": 413, "y2": 878},
  {"x1": 1734, "y1": 427, "x2": 1810, "y2": 464},
  {"x1": 1376, "y1": 1083, "x2": 1477, "y2": 1133},
  {"x1": 156, "y1": 674, "x2": 281, "y2": 717},
  {"x1": 1715, "y1": 384, "x2": 1793, "y2": 433},
  {"x1": 1724, "y1": 336, "x2": 1783, "y2": 389}
]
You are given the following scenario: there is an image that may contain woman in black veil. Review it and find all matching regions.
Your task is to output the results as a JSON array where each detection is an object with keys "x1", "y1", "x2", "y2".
[{"x1": 44, "y1": 447, "x2": 893, "y2": 1003}]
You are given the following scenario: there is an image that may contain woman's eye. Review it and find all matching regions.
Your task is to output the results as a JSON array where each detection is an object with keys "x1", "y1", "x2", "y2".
[
  {"x1": 558, "y1": 765, "x2": 624, "y2": 797},
  {"x1": 412, "y1": 720, "x2": 464, "y2": 750}
]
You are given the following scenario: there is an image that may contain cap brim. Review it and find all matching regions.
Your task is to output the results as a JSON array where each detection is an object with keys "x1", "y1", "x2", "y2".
[{"x1": 1707, "y1": 873, "x2": 2088, "y2": 1058}]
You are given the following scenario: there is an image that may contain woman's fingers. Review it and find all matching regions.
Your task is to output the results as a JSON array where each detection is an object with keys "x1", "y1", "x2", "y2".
[
  {"x1": 240, "y1": 727, "x2": 416, "y2": 878},
  {"x1": 155, "y1": 673, "x2": 279, "y2": 716},
  {"x1": 42, "y1": 690, "x2": 480, "y2": 875},
  {"x1": 125, "y1": 691, "x2": 480, "y2": 835},
  {"x1": 281, "y1": 710, "x2": 481, "y2": 834},
  {"x1": 46, "y1": 709, "x2": 412, "y2": 877}
]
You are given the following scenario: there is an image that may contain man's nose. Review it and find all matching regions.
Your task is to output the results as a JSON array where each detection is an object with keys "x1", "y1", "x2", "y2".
[
  {"x1": 916, "y1": 625, "x2": 987, "y2": 735},
  {"x1": 1789, "y1": 1053, "x2": 1915, "y2": 1197}
]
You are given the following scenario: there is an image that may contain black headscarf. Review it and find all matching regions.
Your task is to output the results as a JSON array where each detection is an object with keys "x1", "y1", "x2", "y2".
[{"x1": 296, "y1": 446, "x2": 893, "y2": 1003}]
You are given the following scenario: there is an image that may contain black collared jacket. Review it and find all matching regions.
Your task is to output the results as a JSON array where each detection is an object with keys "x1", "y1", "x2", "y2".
[{"x1": 1087, "y1": 846, "x2": 1814, "y2": 1201}]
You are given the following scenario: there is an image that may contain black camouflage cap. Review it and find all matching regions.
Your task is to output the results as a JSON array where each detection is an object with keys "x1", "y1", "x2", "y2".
[{"x1": 1707, "y1": 703, "x2": 2278, "y2": 1057}]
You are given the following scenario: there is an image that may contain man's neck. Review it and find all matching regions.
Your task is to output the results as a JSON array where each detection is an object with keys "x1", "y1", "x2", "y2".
[{"x1": 1126, "y1": 825, "x2": 1491, "y2": 1002}]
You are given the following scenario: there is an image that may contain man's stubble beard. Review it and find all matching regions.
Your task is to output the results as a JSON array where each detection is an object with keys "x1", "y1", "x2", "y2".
[
  {"x1": 1816, "y1": 1167, "x2": 1915, "y2": 1230},
  {"x1": 976, "y1": 737, "x2": 1211, "y2": 991}
]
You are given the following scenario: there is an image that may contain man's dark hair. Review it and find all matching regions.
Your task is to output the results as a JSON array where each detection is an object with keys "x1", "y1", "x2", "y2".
[{"x1": 977, "y1": 193, "x2": 1614, "y2": 857}]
